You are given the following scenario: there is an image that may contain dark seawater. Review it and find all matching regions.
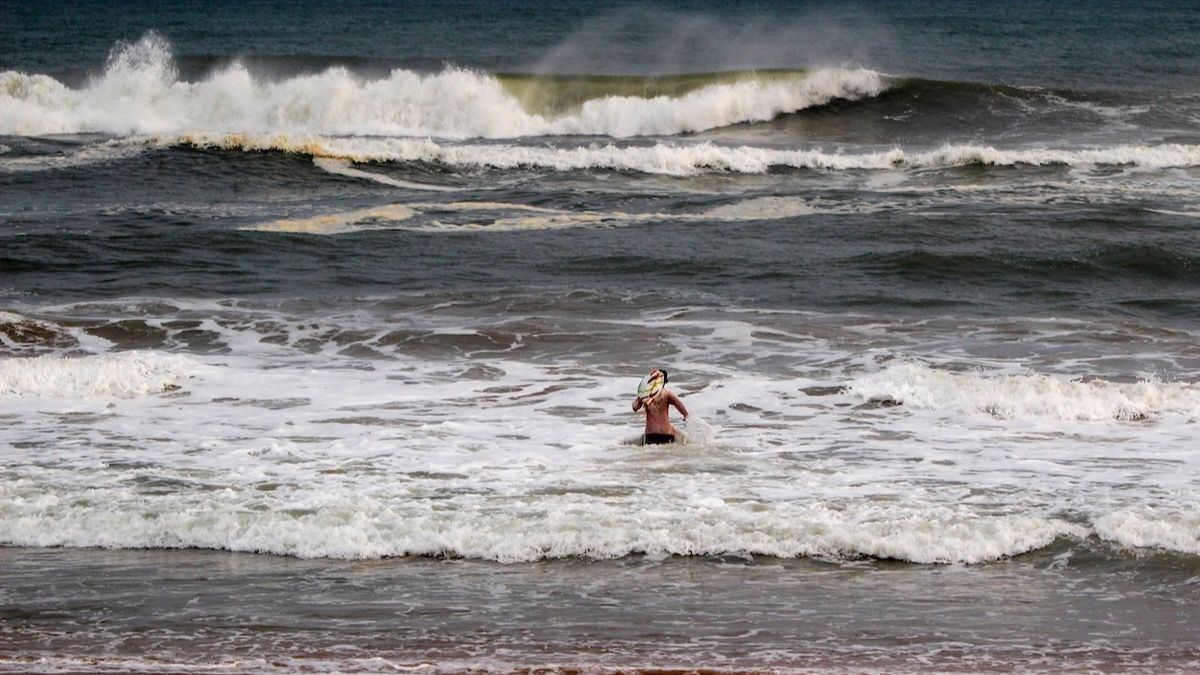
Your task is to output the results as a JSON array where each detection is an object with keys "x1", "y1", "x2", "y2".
[{"x1": 2, "y1": 1, "x2": 1200, "y2": 672}]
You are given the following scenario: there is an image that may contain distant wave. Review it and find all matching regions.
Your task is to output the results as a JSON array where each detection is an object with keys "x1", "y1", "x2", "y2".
[
  {"x1": 0, "y1": 33, "x2": 887, "y2": 139},
  {"x1": 5, "y1": 131, "x2": 1196, "y2": 177},
  {"x1": 7, "y1": 33, "x2": 1199, "y2": 175},
  {"x1": 178, "y1": 133, "x2": 1200, "y2": 175},
  {"x1": 854, "y1": 76, "x2": 1159, "y2": 119},
  {"x1": 847, "y1": 363, "x2": 1200, "y2": 421}
]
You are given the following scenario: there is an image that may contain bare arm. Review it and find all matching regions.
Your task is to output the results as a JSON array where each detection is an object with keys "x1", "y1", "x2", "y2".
[
  {"x1": 632, "y1": 396, "x2": 645, "y2": 412},
  {"x1": 668, "y1": 391, "x2": 688, "y2": 419}
]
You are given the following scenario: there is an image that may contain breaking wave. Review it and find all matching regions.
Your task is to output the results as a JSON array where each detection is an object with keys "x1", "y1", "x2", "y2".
[
  {"x1": 0, "y1": 490, "x2": 1083, "y2": 564},
  {"x1": 5, "y1": 33, "x2": 1199, "y2": 177},
  {"x1": 0, "y1": 352, "x2": 193, "y2": 399},
  {"x1": 5, "y1": 132, "x2": 1199, "y2": 177},
  {"x1": 847, "y1": 363, "x2": 1200, "y2": 421},
  {"x1": 0, "y1": 33, "x2": 886, "y2": 139},
  {"x1": 1094, "y1": 508, "x2": 1200, "y2": 555},
  {"x1": 176, "y1": 133, "x2": 1200, "y2": 176},
  {"x1": 5, "y1": 481, "x2": 1193, "y2": 561}
]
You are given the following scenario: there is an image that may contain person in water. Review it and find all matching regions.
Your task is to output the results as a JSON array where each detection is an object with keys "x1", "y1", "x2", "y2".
[{"x1": 632, "y1": 368, "x2": 688, "y2": 445}]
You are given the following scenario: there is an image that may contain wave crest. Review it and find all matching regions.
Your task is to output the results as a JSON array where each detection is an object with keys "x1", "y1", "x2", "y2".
[
  {"x1": 174, "y1": 133, "x2": 1200, "y2": 176},
  {"x1": 847, "y1": 364, "x2": 1200, "y2": 421},
  {"x1": 0, "y1": 33, "x2": 886, "y2": 139},
  {"x1": 0, "y1": 352, "x2": 193, "y2": 399},
  {"x1": 1094, "y1": 508, "x2": 1200, "y2": 555},
  {"x1": 0, "y1": 492, "x2": 1080, "y2": 564}
]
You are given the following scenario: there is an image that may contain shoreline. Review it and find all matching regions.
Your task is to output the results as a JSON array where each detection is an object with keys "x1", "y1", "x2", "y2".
[{"x1": 3, "y1": 546, "x2": 1198, "y2": 674}]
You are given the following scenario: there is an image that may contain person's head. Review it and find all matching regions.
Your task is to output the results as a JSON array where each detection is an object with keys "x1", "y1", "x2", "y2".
[{"x1": 637, "y1": 368, "x2": 668, "y2": 399}]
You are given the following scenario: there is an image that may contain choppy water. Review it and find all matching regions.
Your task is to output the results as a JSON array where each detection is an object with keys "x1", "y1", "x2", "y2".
[{"x1": 3, "y1": 0, "x2": 1200, "y2": 671}]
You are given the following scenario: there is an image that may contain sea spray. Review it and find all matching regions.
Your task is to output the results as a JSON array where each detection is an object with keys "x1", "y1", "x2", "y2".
[{"x1": 683, "y1": 415, "x2": 715, "y2": 445}]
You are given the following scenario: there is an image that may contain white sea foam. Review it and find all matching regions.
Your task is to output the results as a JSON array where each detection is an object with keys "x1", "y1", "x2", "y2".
[
  {"x1": 0, "y1": 352, "x2": 194, "y2": 399},
  {"x1": 0, "y1": 33, "x2": 885, "y2": 139},
  {"x1": 847, "y1": 363, "x2": 1200, "y2": 420},
  {"x1": 182, "y1": 133, "x2": 1200, "y2": 176},
  {"x1": 0, "y1": 482, "x2": 1082, "y2": 563},
  {"x1": 1093, "y1": 508, "x2": 1200, "y2": 555},
  {"x1": 1, "y1": 305, "x2": 1198, "y2": 564}
]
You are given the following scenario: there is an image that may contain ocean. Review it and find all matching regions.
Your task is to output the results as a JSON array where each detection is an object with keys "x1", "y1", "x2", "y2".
[{"x1": 2, "y1": 0, "x2": 1199, "y2": 672}]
